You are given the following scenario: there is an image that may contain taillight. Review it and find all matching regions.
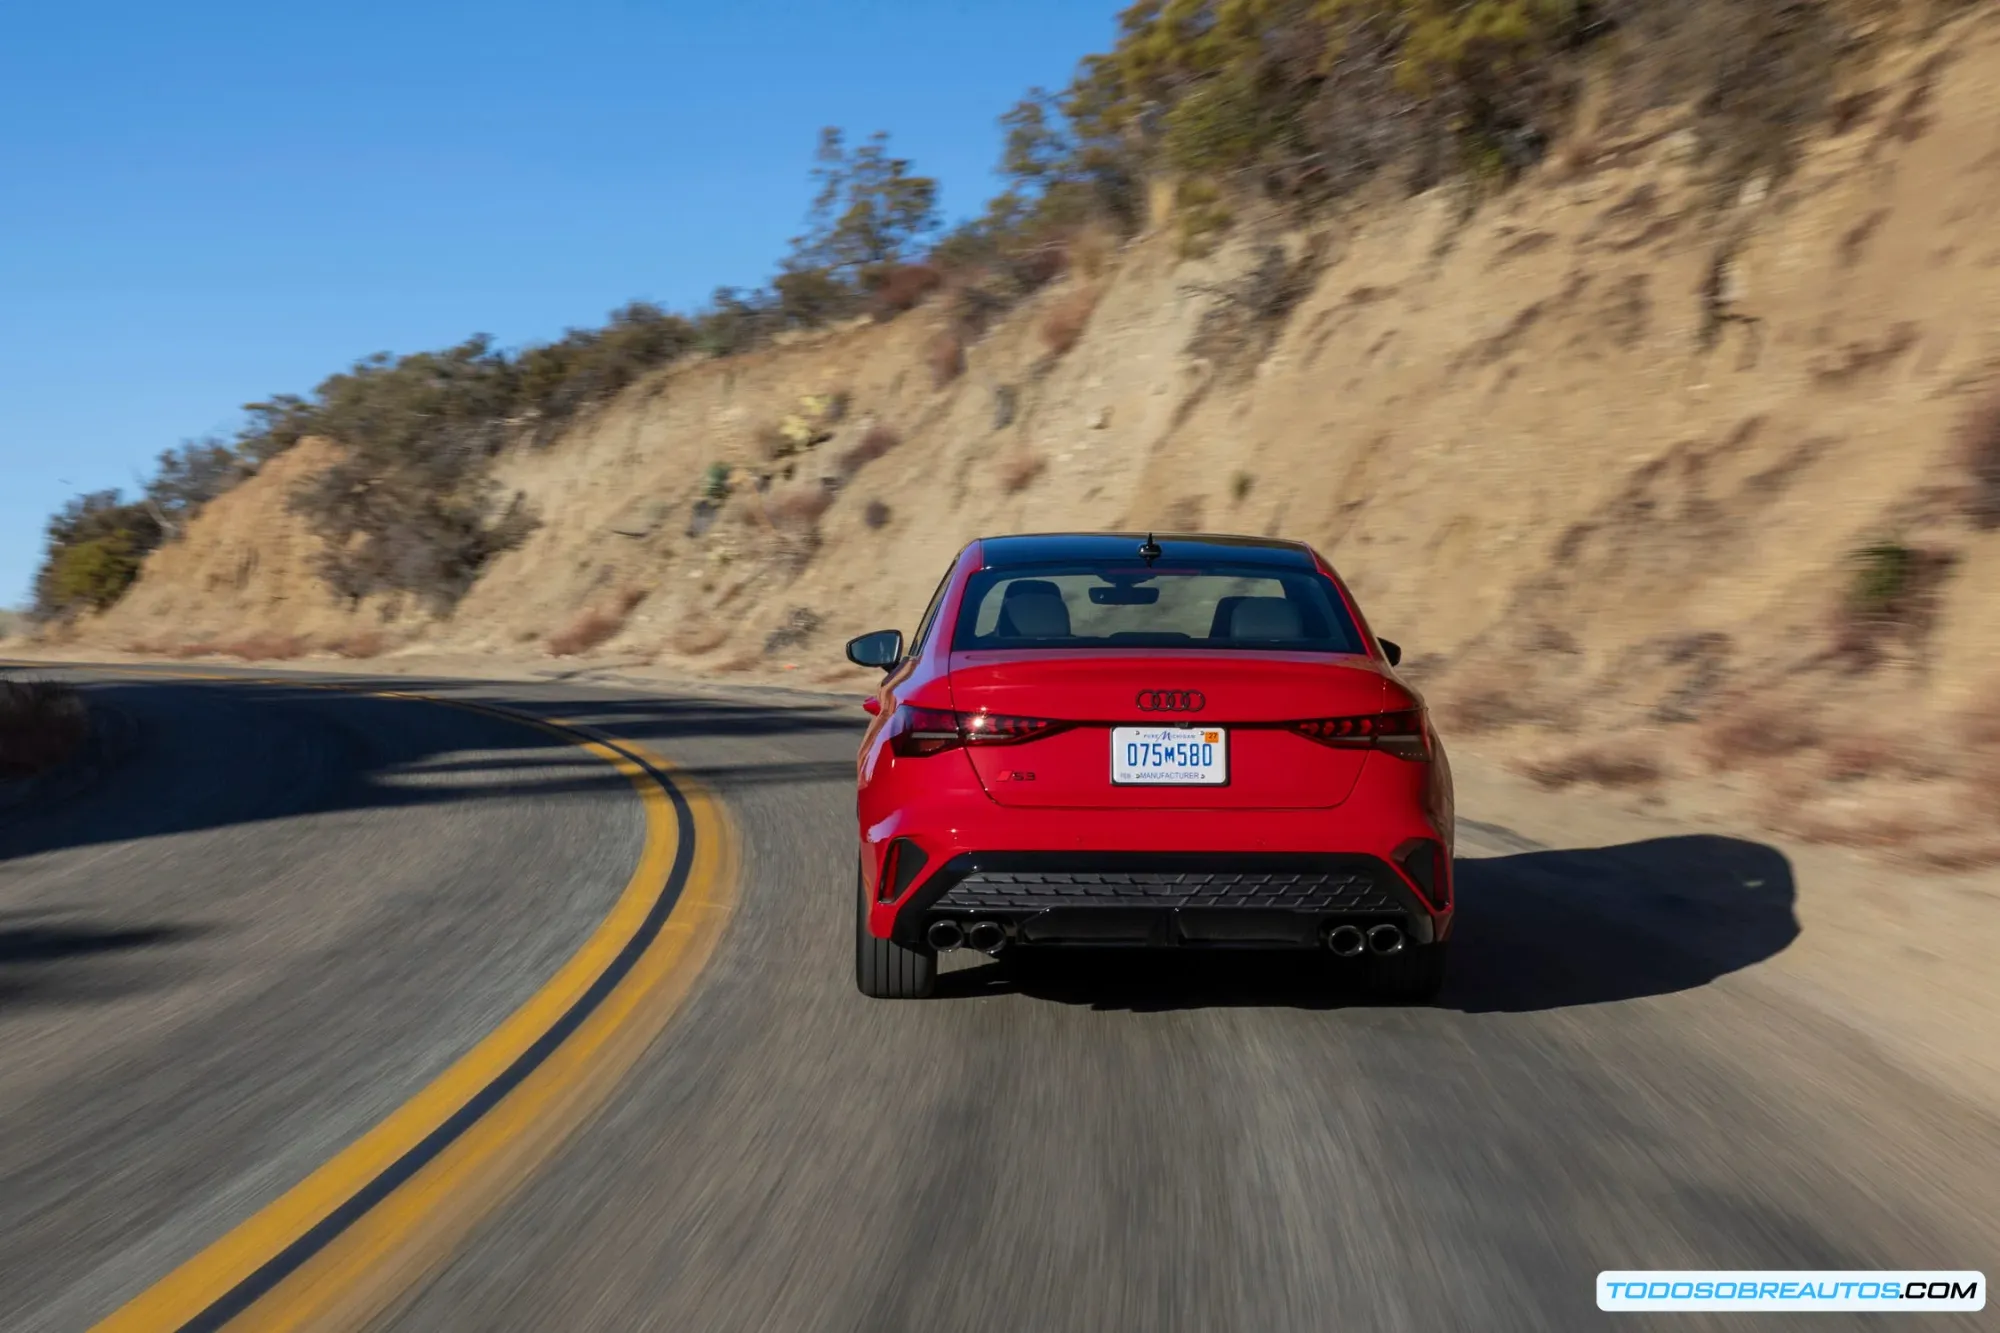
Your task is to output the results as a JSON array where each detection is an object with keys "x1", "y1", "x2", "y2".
[
  {"x1": 887, "y1": 706, "x2": 1070, "y2": 756},
  {"x1": 886, "y1": 706, "x2": 963, "y2": 757},
  {"x1": 960, "y1": 712, "x2": 1068, "y2": 743},
  {"x1": 1288, "y1": 709, "x2": 1432, "y2": 761}
]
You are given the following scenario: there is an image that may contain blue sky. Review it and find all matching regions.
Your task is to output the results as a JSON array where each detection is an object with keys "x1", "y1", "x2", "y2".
[{"x1": 0, "y1": 0, "x2": 1118, "y2": 607}]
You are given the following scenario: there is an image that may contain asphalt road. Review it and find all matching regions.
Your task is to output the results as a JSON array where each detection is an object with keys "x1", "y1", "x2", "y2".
[{"x1": 2, "y1": 668, "x2": 1994, "y2": 1332}]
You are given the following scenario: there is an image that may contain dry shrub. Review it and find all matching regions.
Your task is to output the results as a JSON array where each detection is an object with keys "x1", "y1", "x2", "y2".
[
  {"x1": 1437, "y1": 685, "x2": 1531, "y2": 735},
  {"x1": 863, "y1": 498, "x2": 892, "y2": 529},
  {"x1": 126, "y1": 637, "x2": 217, "y2": 659},
  {"x1": 766, "y1": 483, "x2": 834, "y2": 529},
  {"x1": 1823, "y1": 732, "x2": 1903, "y2": 782},
  {"x1": 1960, "y1": 389, "x2": 2000, "y2": 531},
  {"x1": 764, "y1": 606, "x2": 821, "y2": 653},
  {"x1": 1186, "y1": 243, "x2": 1323, "y2": 377},
  {"x1": 222, "y1": 632, "x2": 307, "y2": 661},
  {"x1": 1958, "y1": 693, "x2": 2000, "y2": 813},
  {"x1": 671, "y1": 619, "x2": 729, "y2": 656},
  {"x1": 1039, "y1": 287, "x2": 1099, "y2": 358},
  {"x1": 926, "y1": 332, "x2": 966, "y2": 387},
  {"x1": 1696, "y1": 698, "x2": 1822, "y2": 771},
  {"x1": 756, "y1": 422, "x2": 797, "y2": 461},
  {"x1": 998, "y1": 450, "x2": 1045, "y2": 494},
  {"x1": 1829, "y1": 542, "x2": 1956, "y2": 669},
  {"x1": 837, "y1": 424, "x2": 900, "y2": 479},
  {"x1": 546, "y1": 607, "x2": 625, "y2": 657},
  {"x1": 1519, "y1": 739, "x2": 1666, "y2": 790},
  {"x1": 1068, "y1": 226, "x2": 1116, "y2": 280},
  {"x1": 331, "y1": 629, "x2": 386, "y2": 660},
  {"x1": 870, "y1": 263, "x2": 943, "y2": 319},
  {"x1": 1553, "y1": 132, "x2": 1602, "y2": 179},
  {"x1": 0, "y1": 679, "x2": 88, "y2": 778}
]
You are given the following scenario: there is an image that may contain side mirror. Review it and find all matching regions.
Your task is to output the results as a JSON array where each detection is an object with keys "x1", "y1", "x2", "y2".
[
  {"x1": 845, "y1": 629, "x2": 904, "y2": 671},
  {"x1": 1379, "y1": 638, "x2": 1403, "y2": 667}
]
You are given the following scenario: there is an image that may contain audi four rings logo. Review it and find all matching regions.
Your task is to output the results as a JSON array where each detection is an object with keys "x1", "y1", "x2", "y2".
[{"x1": 1136, "y1": 689, "x2": 1205, "y2": 713}]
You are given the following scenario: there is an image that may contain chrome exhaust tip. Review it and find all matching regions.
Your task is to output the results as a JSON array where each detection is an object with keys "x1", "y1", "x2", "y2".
[
  {"x1": 1366, "y1": 923, "x2": 1405, "y2": 956},
  {"x1": 965, "y1": 920, "x2": 1007, "y2": 954},
  {"x1": 926, "y1": 919, "x2": 965, "y2": 952},
  {"x1": 1325, "y1": 924, "x2": 1366, "y2": 957}
]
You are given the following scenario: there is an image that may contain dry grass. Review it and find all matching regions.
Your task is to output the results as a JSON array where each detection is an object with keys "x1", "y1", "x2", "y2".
[
  {"x1": 546, "y1": 607, "x2": 626, "y2": 657},
  {"x1": 1518, "y1": 739, "x2": 1667, "y2": 790},
  {"x1": 1039, "y1": 287, "x2": 1099, "y2": 358},
  {"x1": 998, "y1": 449, "x2": 1046, "y2": 494},
  {"x1": 926, "y1": 332, "x2": 966, "y2": 387},
  {"x1": 0, "y1": 679, "x2": 88, "y2": 778}
]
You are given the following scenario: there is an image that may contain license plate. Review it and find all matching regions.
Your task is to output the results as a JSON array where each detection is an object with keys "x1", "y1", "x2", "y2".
[{"x1": 1111, "y1": 726, "x2": 1228, "y2": 785}]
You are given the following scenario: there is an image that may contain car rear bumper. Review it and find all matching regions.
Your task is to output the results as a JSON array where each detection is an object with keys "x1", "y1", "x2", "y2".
[
  {"x1": 888, "y1": 850, "x2": 1446, "y2": 950},
  {"x1": 860, "y1": 748, "x2": 1454, "y2": 949}
]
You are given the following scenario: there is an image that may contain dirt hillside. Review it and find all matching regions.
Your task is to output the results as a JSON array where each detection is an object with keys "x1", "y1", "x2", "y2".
[{"x1": 53, "y1": 7, "x2": 2000, "y2": 863}]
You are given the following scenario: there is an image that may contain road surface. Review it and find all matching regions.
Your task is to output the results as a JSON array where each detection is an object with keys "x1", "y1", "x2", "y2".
[{"x1": 0, "y1": 666, "x2": 1992, "y2": 1331}]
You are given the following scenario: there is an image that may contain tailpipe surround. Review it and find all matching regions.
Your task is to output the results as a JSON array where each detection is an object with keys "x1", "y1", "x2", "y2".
[
  {"x1": 965, "y1": 919, "x2": 1007, "y2": 954},
  {"x1": 926, "y1": 919, "x2": 965, "y2": 952},
  {"x1": 1325, "y1": 924, "x2": 1366, "y2": 957},
  {"x1": 1366, "y1": 923, "x2": 1406, "y2": 956}
]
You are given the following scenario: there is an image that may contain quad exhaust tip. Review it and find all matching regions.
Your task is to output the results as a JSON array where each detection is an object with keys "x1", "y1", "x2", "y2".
[
  {"x1": 926, "y1": 920, "x2": 965, "y2": 952},
  {"x1": 1325, "y1": 924, "x2": 1366, "y2": 957},
  {"x1": 965, "y1": 920, "x2": 1007, "y2": 954},
  {"x1": 1366, "y1": 923, "x2": 1405, "y2": 956}
]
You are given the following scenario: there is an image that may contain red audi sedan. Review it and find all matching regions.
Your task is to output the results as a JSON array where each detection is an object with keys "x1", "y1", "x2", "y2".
[{"x1": 845, "y1": 532, "x2": 1454, "y2": 1001}]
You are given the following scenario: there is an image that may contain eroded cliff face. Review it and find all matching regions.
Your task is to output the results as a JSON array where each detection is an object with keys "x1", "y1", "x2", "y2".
[{"x1": 71, "y1": 10, "x2": 2000, "y2": 859}]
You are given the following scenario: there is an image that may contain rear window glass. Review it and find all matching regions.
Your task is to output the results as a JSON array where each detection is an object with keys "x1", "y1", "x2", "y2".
[{"x1": 950, "y1": 562, "x2": 1366, "y2": 654}]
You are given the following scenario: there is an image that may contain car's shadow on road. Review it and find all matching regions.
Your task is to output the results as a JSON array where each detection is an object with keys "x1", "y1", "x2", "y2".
[
  {"x1": 934, "y1": 834, "x2": 1799, "y2": 1014},
  {"x1": 0, "y1": 916, "x2": 213, "y2": 1008}
]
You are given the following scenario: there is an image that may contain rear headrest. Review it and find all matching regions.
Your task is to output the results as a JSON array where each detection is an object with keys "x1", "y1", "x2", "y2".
[
  {"x1": 1208, "y1": 596, "x2": 1250, "y2": 640},
  {"x1": 997, "y1": 580, "x2": 1071, "y2": 638},
  {"x1": 1228, "y1": 597, "x2": 1302, "y2": 640}
]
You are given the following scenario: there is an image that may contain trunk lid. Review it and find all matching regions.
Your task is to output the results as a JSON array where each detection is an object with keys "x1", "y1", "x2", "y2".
[{"x1": 947, "y1": 650, "x2": 1387, "y2": 809}]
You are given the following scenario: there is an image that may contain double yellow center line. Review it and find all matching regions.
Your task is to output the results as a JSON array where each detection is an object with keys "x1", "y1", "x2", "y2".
[{"x1": 67, "y1": 678, "x2": 737, "y2": 1332}]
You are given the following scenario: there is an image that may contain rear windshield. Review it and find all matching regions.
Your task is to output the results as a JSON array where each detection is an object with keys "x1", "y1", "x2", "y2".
[{"x1": 950, "y1": 562, "x2": 1366, "y2": 654}]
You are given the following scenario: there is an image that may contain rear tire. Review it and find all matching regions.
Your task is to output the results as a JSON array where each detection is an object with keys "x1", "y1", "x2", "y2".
[
  {"x1": 1360, "y1": 941, "x2": 1447, "y2": 1004},
  {"x1": 854, "y1": 870, "x2": 936, "y2": 999}
]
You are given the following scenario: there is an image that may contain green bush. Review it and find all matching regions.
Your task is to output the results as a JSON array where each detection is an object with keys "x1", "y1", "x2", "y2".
[
  {"x1": 32, "y1": 491, "x2": 163, "y2": 619},
  {"x1": 46, "y1": 535, "x2": 144, "y2": 612}
]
